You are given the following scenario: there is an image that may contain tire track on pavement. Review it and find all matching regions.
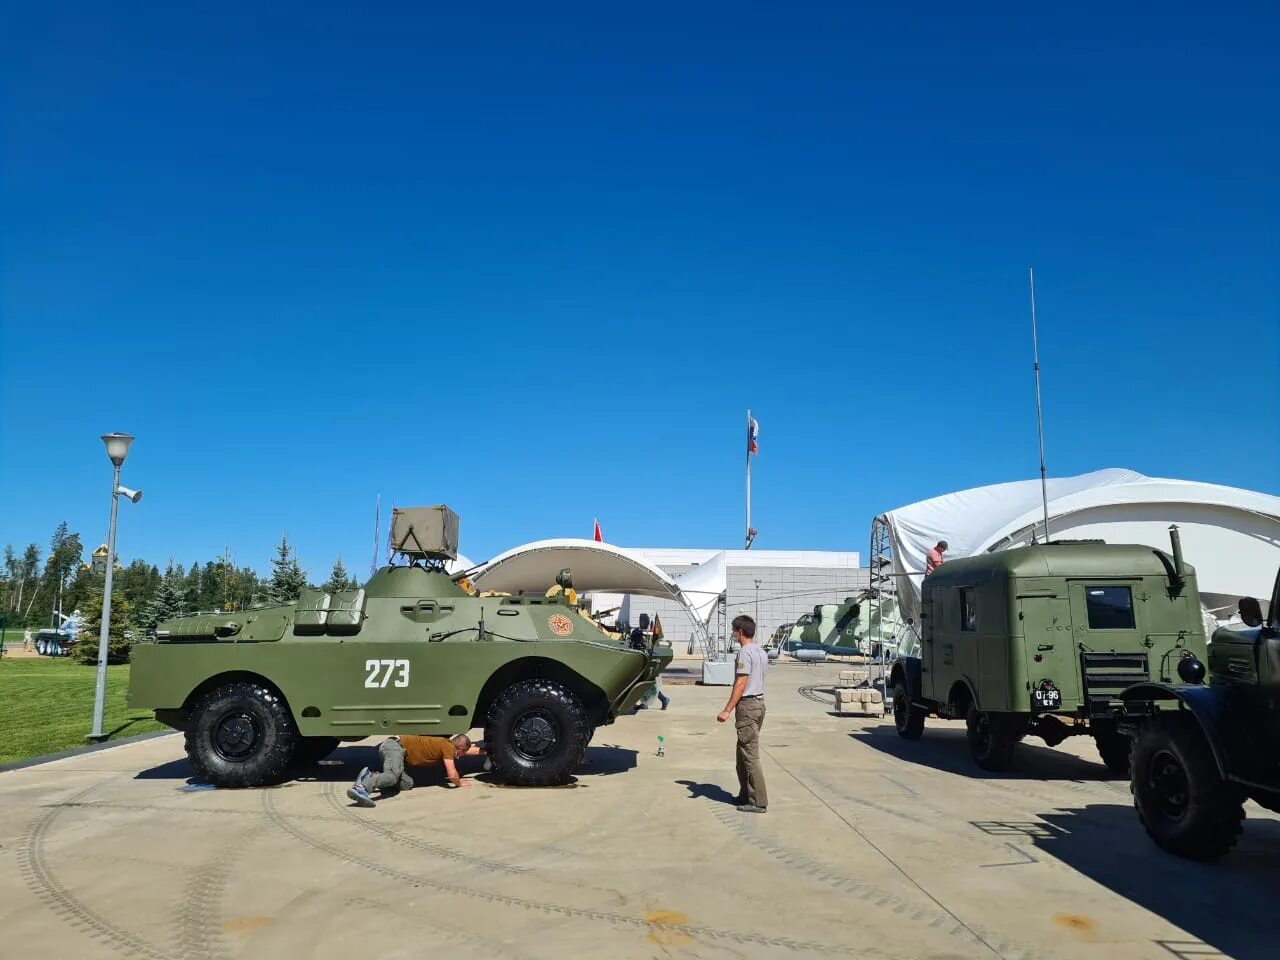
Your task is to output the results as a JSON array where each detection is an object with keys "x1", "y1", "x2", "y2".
[
  {"x1": 177, "y1": 824, "x2": 268, "y2": 960},
  {"x1": 320, "y1": 781, "x2": 532, "y2": 875},
  {"x1": 262, "y1": 790, "x2": 859, "y2": 956},
  {"x1": 17, "y1": 777, "x2": 172, "y2": 960}
]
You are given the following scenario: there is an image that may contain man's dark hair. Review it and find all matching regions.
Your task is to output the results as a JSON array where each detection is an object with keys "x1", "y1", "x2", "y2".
[
  {"x1": 937, "y1": 540, "x2": 949, "y2": 551},
  {"x1": 732, "y1": 614, "x2": 756, "y2": 639}
]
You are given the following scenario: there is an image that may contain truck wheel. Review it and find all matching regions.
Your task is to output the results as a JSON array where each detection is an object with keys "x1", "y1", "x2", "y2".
[
  {"x1": 185, "y1": 680, "x2": 299, "y2": 787},
  {"x1": 893, "y1": 681, "x2": 925, "y2": 740},
  {"x1": 486, "y1": 679, "x2": 589, "y2": 786},
  {"x1": 1131, "y1": 716, "x2": 1244, "y2": 861},
  {"x1": 1092, "y1": 722, "x2": 1132, "y2": 776},
  {"x1": 966, "y1": 705, "x2": 1017, "y2": 771},
  {"x1": 292, "y1": 736, "x2": 341, "y2": 767}
]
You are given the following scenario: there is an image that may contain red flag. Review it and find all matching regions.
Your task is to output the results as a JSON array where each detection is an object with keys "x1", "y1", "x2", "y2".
[
  {"x1": 747, "y1": 414, "x2": 759, "y2": 455},
  {"x1": 593, "y1": 518, "x2": 603, "y2": 542}
]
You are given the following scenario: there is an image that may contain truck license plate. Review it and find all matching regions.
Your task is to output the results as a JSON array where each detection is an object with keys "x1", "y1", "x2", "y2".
[{"x1": 1034, "y1": 687, "x2": 1061, "y2": 708}]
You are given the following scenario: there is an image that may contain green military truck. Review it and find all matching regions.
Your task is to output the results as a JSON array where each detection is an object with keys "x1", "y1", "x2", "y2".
[
  {"x1": 1120, "y1": 564, "x2": 1280, "y2": 860},
  {"x1": 890, "y1": 529, "x2": 1207, "y2": 772},
  {"x1": 128, "y1": 506, "x2": 672, "y2": 788}
]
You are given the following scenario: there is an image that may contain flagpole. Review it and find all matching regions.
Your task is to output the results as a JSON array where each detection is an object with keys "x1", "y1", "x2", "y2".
[{"x1": 745, "y1": 409, "x2": 752, "y2": 549}]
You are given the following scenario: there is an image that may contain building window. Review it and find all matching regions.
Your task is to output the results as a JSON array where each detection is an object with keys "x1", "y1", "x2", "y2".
[
  {"x1": 1085, "y1": 586, "x2": 1135, "y2": 630},
  {"x1": 959, "y1": 588, "x2": 976, "y2": 632}
]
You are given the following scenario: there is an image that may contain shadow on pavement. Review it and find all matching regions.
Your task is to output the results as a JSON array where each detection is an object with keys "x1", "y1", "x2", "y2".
[
  {"x1": 137, "y1": 743, "x2": 638, "y2": 785},
  {"x1": 675, "y1": 779, "x2": 738, "y2": 805},
  {"x1": 850, "y1": 723, "x2": 1117, "y2": 781},
  {"x1": 1025, "y1": 803, "x2": 1280, "y2": 959}
]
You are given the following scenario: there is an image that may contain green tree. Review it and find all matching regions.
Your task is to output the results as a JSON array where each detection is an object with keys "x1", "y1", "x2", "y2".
[
  {"x1": 323, "y1": 555, "x2": 351, "y2": 593},
  {"x1": 140, "y1": 564, "x2": 186, "y2": 629},
  {"x1": 265, "y1": 535, "x2": 307, "y2": 603},
  {"x1": 16, "y1": 543, "x2": 41, "y2": 620},
  {"x1": 74, "y1": 585, "x2": 134, "y2": 665},
  {"x1": 33, "y1": 522, "x2": 83, "y2": 625}
]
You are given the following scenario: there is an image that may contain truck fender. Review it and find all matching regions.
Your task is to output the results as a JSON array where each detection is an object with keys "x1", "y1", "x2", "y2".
[
  {"x1": 890, "y1": 657, "x2": 923, "y2": 702},
  {"x1": 1121, "y1": 683, "x2": 1239, "y2": 781}
]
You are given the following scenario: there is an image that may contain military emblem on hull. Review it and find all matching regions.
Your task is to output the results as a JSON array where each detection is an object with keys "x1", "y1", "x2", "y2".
[{"x1": 547, "y1": 614, "x2": 574, "y2": 636}]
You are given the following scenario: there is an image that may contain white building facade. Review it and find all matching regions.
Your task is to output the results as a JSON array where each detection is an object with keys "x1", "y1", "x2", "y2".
[{"x1": 589, "y1": 547, "x2": 866, "y2": 652}]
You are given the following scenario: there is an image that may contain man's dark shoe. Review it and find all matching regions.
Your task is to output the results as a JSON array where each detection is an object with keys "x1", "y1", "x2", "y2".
[
  {"x1": 733, "y1": 794, "x2": 749, "y2": 805},
  {"x1": 738, "y1": 804, "x2": 766, "y2": 814}
]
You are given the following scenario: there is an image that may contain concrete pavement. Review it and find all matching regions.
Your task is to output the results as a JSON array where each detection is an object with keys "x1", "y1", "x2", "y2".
[{"x1": 2, "y1": 660, "x2": 1276, "y2": 960}]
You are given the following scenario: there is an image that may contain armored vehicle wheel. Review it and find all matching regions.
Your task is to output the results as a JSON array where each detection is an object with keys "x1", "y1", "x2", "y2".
[
  {"x1": 1092, "y1": 721, "x2": 1132, "y2": 776},
  {"x1": 185, "y1": 680, "x2": 299, "y2": 787},
  {"x1": 486, "y1": 679, "x2": 589, "y2": 786},
  {"x1": 1131, "y1": 715, "x2": 1244, "y2": 861},
  {"x1": 966, "y1": 705, "x2": 1017, "y2": 771},
  {"x1": 893, "y1": 681, "x2": 925, "y2": 740},
  {"x1": 292, "y1": 736, "x2": 341, "y2": 767}
]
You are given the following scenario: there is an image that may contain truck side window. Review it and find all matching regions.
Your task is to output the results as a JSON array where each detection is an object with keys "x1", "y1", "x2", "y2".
[
  {"x1": 1085, "y1": 586, "x2": 1135, "y2": 629},
  {"x1": 959, "y1": 588, "x2": 977, "y2": 632}
]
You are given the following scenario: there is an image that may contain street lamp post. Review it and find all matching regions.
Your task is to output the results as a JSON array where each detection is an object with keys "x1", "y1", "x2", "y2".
[{"x1": 88, "y1": 433, "x2": 140, "y2": 742}]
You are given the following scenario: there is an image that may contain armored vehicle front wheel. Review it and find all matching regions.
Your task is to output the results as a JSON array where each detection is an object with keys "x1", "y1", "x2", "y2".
[
  {"x1": 292, "y1": 736, "x2": 342, "y2": 767},
  {"x1": 966, "y1": 705, "x2": 1018, "y2": 771},
  {"x1": 1091, "y1": 721, "x2": 1132, "y2": 776},
  {"x1": 893, "y1": 682, "x2": 925, "y2": 739},
  {"x1": 486, "y1": 679, "x2": 589, "y2": 786},
  {"x1": 1131, "y1": 715, "x2": 1244, "y2": 861},
  {"x1": 185, "y1": 680, "x2": 299, "y2": 787}
]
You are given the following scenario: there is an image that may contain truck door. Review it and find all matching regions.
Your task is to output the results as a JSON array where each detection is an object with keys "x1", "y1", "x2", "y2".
[
  {"x1": 924, "y1": 588, "x2": 957, "y2": 702},
  {"x1": 1017, "y1": 594, "x2": 1075, "y2": 712}
]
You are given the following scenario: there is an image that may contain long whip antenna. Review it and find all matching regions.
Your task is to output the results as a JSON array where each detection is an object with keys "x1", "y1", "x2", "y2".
[{"x1": 1029, "y1": 267, "x2": 1051, "y2": 542}]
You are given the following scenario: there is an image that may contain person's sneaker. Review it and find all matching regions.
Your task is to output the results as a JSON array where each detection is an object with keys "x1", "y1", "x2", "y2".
[
  {"x1": 347, "y1": 781, "x2": 376, "y2": 808},
  {"x1": 733, "y1": 794, "x2": 749, "y2": 806},
  {"x1": 661, "y1": 699, "x2": 669, "y2": 711},
  {"x1": 356, "y1": 766, "x2": 373, "y2": 789},
  {"x1": 737, "y1": 804, "x2": 766, "y2": 814}
]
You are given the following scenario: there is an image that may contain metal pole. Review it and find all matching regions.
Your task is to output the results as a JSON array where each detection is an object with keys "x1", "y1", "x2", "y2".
[
  {"x1": 89, "y1": 462, "x2": 120, "y2": 740},
  {"x1": 1029, "y1": 267, "x2": 1051, "y2": 543},
  {"x1": 745, "y1": 409, "x2": 752, "y2": 549}
]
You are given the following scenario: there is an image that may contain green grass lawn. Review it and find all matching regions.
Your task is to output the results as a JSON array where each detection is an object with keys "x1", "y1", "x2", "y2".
[{"x1": 0, "y1": 658, "x2": 170, "y2": 766}]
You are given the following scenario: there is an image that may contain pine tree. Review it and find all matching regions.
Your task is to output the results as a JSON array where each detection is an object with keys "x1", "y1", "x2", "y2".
[
  {"x1": 74, "y1": 587, "x2": 134, "y2": 665},
  {"x1": 266, "y1": 535, "x2": 307, "y2": 603},
  {"x1": 140, "y1": 564, "x2": 186, "y2": 629},
  {"x1": 323, "y1": 555, "x2": 350, "y2": 594}
]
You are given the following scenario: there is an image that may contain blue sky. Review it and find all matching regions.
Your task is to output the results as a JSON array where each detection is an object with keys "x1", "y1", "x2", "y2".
[{"x1": 2, "y1": 2, "x2": 1277, "y2": 580}]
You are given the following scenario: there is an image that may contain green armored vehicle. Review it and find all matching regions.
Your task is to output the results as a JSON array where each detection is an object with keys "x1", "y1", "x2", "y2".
[
  {"x1": 890, "y1": 529, "x2": 1207, "y2": 772},
  {"x1": 1121, "y1": 564, "x2": 1280, "y2": 860},
  {"x1": 128, "y1": 506, "x2": 672, "y2": 788}
]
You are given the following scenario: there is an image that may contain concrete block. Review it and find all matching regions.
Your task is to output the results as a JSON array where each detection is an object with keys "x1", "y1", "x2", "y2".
[{"x1": 838, "y1": 670, "x2": 858, "y2": 683}]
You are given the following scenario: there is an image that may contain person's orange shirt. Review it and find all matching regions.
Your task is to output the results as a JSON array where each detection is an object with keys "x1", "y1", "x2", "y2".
[
  {"x1": 926, "y1": 548, "x2": 944, "y2": 573},
  {"x1": 400, "y1": 735, "x2": 456, "y2": 767}
]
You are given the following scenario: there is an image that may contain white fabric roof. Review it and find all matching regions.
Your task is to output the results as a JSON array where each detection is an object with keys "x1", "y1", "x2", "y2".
[
  {"x1": 880, "y1": 468, "x2": 1280, "y2": 621},
  {"x1": 470, "y1": 539, "x2": 732, "y2": 634},
  {"x1": 472, "y1": 539, "x2": 684, "y2": 599}
]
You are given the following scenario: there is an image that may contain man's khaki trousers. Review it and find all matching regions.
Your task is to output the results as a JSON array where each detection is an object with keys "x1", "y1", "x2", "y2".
[{"x1": 734, "y1": 698, "x2": 767, "y2": 808}]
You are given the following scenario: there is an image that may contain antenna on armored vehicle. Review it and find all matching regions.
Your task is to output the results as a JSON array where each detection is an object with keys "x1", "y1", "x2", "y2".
[{"x1": 1029, "y1": 267, "x2": 1051, "y2": 543}]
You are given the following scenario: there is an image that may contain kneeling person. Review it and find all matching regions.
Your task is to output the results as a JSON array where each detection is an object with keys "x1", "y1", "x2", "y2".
[{"x1": 348, "y1": 734, "x2": 482, "y2": 807}]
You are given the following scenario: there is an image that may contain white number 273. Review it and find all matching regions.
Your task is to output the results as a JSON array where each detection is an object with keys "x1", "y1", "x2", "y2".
[{"x1": 364, "y1": 659, "x2": 410, "y2": 688}]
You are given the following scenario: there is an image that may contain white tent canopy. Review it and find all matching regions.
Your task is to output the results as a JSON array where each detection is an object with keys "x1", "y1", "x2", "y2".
[{"x1": 879, "y1": 468, "x2": 1280, "y2": 623}]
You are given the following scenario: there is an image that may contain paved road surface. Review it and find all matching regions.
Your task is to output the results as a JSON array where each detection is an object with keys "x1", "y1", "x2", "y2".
[{"x1": 2, "y1": 660, "x2": 1276, "y2": 960}]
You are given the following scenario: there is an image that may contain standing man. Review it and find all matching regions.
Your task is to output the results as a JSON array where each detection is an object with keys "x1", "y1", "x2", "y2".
[
  {"x1": 716, "y1": 614, "x2": 768, "y2": 813},
  {"x1": 926, "y1": 540, "x2": 948, "y2": 574}
]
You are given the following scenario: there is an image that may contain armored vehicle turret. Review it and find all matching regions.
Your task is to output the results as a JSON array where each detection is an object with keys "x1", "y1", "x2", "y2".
[
  {"x1": 1121, "y1": 562, "x2": 1280, "y2": 860},
  {"x1": 128, "y1": 506, "x2": 672, "y2": 788},
  {"x1": 889, "y1": 528, "x2": 1208, "y2": 773}
]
